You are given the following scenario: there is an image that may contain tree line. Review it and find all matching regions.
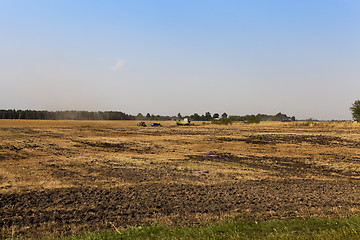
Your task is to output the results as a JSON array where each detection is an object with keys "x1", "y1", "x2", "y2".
[
  {"x1": 229, "y1": 112, "x2": 295, "y2": 122},
  {"x1": 0, "y1": 109, "x2": 295, "y2": 122},
  {"x1": 177, "y1": 112, "x2": 294, "y2": 122},
  {"x1": 0, "y1": 110, "x2": 134, "y2": 120}
]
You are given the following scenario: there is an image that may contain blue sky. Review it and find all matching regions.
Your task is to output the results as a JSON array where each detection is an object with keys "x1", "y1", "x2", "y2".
[{"x1": 1, "y1": 0, "x2": 359, "y2": 120}]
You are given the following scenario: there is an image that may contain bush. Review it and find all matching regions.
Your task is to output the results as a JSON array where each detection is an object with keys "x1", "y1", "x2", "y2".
[
  {"x1": 211, "y1": 118, "x2": 233, "y2": 125},
  {"x1": 247, "y1": 116, "x2": 260, "y2": 124},
  {"x1": 350, "y1": 100, "x2": 360, "y2": 122}
]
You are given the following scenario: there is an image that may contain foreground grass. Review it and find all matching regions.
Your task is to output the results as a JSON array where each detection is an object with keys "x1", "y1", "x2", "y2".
[{"x1": 55, "y1": 215, "x2": 360, "y2": 240}]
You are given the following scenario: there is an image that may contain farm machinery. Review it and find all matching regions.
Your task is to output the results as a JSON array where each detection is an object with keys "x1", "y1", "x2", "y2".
[
  {"x1": 176, "y1": 118, "x2": 191, "y2": 126},
  {"x1": 137, "y1": 122, "x2": 162, "y2": 127},
  {"x1": 137, "y1": 122, "x2": 147, "y2": 127}
]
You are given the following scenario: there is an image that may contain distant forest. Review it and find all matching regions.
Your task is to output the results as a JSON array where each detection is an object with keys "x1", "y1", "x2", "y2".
[
  {"x1": 0, "y1": 109, "x2": 295, "y2": 122},
  {"x1": 0, "y1": 110, "x2": 134, "y2": 120}
]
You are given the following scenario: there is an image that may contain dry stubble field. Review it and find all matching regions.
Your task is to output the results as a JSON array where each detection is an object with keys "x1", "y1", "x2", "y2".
[{"x1": 1, "y1": 120, "x2": 360, "y2": 238}]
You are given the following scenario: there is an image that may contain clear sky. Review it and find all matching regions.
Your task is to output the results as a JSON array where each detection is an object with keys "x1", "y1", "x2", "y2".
[{"x1": 1, "y1": 0, "x2": 359, "y2": 120}]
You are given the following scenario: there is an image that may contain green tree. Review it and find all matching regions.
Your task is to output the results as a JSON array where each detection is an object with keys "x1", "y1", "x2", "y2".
[
  {"x1": 213, "y1": 113, "x2": 219, "y2": 119},
  {"x1": 192, "y1": 113, "x2": 201, "y2": 121},
  {"x1": 350, "y1": 100, "x2": 360, "y2": 121},
  {"x1": 205, "y1": 112, "x2": 212, "y2": 121},
  {"x1": 222, "y1": 112, "x2": 228, "y2": 119},
  {"x1": 136, "y1": 113, "x2": 144, "y2": 120}
]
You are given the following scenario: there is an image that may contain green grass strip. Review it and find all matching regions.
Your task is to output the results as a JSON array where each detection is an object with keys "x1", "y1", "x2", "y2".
[{"x1": 55, "y1": 215, "x2": 360, "y2": 240}]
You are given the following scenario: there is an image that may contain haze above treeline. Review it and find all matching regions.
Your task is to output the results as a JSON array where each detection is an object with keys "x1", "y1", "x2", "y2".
[{"x1": 0, "y1": 109, "x2": 297, "y2": 122}]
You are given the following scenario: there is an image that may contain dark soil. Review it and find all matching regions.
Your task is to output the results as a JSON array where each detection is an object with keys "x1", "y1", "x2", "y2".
[
  {"x1": 217, "y1": 134, "x2": 360, "y2": 147},
  {"x1": 186, "y1": 152, "x2": 360, "y2": 179},
  {"x1": 1, "y1": 179, "x2": 360, "y2": 238}
]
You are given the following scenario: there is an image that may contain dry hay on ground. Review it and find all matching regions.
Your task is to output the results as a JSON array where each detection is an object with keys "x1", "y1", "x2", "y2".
[{"x1": 1, "y1": 120, "x2": 360, "y2": 238}]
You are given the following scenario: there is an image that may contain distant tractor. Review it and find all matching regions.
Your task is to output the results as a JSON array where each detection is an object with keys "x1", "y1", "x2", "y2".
[
  {"x1": 150, "y1": 122, "x2": 162, "y2": 127},
  {"x1": 176, "y1": 118, "x2": 191, "y2": 126},
  {"x1": 137, "y1": 122, "x2": 147, "y2": 127}
]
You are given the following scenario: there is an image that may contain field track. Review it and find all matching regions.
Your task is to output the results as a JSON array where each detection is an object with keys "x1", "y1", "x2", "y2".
[{"x1": 1, "y1": 120, "x2": 360, "y2": 238}]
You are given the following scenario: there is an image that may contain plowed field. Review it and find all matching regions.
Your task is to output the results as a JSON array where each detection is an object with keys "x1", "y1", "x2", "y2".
[{"x1": 1, "y1": 120, "x2": 360, "y2": 238}]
